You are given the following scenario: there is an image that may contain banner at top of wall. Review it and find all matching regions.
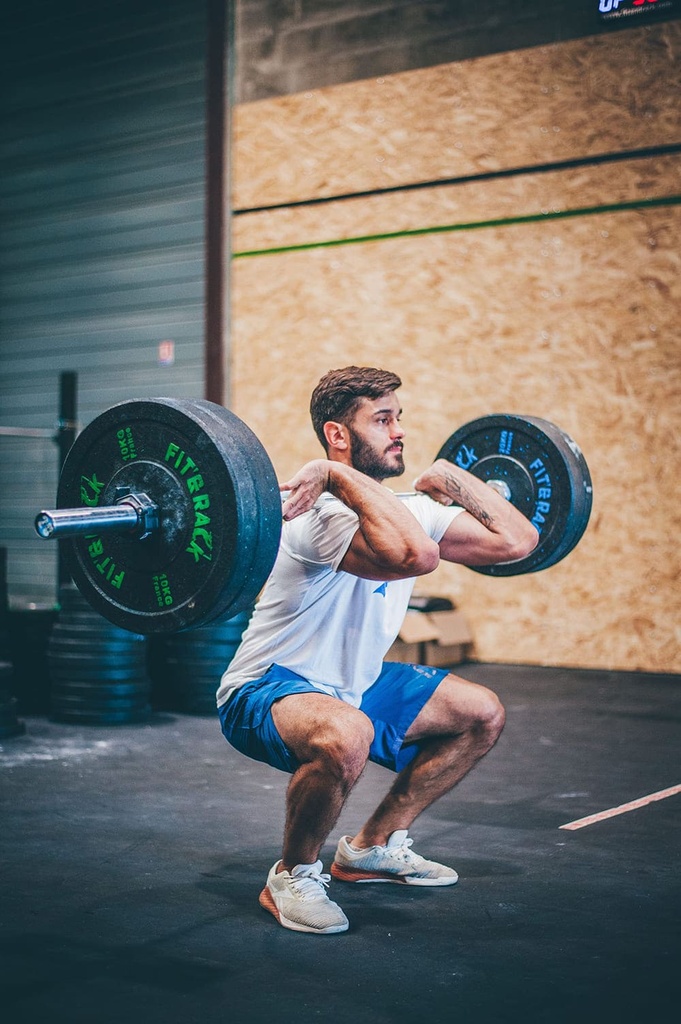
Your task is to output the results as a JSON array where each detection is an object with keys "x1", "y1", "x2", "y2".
[{"x1": 597, "y1": 0, "x2": 677, "y2": 21}]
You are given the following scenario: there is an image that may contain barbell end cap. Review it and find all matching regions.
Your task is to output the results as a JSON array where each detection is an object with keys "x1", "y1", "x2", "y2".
[{"x1": 35, "y1": 512, "x2": 56, "y2": 539}]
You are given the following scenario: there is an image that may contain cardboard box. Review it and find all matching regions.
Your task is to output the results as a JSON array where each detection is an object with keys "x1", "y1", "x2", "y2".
[{"x1": 385, "y1": 609, "x2": 473, "y2": 667}]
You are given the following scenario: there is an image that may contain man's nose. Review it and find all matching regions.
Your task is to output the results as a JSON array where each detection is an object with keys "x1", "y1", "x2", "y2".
[{"x1": 391, "y1": 420, "x2": 405, "y2": 439}]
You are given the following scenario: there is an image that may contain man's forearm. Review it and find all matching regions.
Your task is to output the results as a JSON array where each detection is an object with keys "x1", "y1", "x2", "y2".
[
  {"x1": 327, "y1": 463, "x2": 438, "y2": 574},
  {"x1": 280, "y1": 458, "x2": 438, "y2": 578},
  {"x1": 415, "y1": 459, "x2": 538, "y2": 547}
]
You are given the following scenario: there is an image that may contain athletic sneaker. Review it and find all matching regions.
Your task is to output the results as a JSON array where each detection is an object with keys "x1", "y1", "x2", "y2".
[
  {"x1": 331, "y1": 830, "x2": 459, "y2": 886},
  {"x1": 259, "y1": 860, "x2": 349, "y2": 934}
]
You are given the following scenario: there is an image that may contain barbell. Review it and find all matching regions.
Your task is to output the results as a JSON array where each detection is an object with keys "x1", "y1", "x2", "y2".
[{"x1": 34, "y1": 398, "x2": 592, "y2": 634}]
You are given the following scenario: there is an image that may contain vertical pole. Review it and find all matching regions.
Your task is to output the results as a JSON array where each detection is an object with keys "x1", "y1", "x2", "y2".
[
  {"x1": 0, "y1": 547, "x2": 8, "y2": 622},
  {"x1": 56, "y1": 371, "x2": 78, "y2": 587},
  {"x1": 205, "y1": 0, "x2": 232, "y2": 405}
]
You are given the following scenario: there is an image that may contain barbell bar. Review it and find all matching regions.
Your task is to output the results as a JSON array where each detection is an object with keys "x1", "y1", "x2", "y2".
[
  {"x1": 35, "y1": 491, "x2": 158, "y2": 540},
  {"x1": 33, "y1": 398, "x2": 593, "y2": 634},
  {"x1": 36, "y1": 482, "x2": 517, "y2": 541}
]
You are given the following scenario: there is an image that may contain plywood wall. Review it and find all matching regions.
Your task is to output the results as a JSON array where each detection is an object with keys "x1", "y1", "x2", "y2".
[{"x1": 230, "y1": 23, "x2": 681, "y2": 674}]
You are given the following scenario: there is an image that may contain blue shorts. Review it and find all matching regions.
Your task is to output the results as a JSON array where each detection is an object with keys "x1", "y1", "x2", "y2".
[{"x1": 217, "y1": 662, "x2": 449, "y2": 775}]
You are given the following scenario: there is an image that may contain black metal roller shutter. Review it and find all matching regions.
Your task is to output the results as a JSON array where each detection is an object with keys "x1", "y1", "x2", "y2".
[{"x1": 0, "y1": 0, "x2": 217, "y2": 607}]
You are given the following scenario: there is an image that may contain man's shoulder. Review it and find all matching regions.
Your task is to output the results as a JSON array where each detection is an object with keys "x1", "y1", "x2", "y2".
[
  {"x1": 281, "y1": 492, "x2": 354, "y2": 530},
  {"x1": 281, "y1": 492, "x2": 359, "y2": 567},
  {"x1": 398, "y1": 492, "x2": 464, "y2": 537}
]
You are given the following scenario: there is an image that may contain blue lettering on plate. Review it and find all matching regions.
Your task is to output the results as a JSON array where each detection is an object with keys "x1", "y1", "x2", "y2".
[
  {"x1": 498, "y1": 430, "x2": 513, "y2": 455},
  {"x1": 529, "y1": 458, "x2": 552, "y2": 533},
  {"x1": 455, "y1": 444, "x2": 477, "y2": 470}
]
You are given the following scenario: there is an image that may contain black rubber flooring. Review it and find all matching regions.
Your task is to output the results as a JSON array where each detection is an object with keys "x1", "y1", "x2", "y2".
[{"x1": 1, "y1": 663, "x2": 679, "y2": 1024}]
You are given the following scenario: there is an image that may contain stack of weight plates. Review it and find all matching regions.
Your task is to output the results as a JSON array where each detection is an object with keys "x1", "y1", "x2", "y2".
[
  {"x1": 0, "y1": 546, "x2": 24, "y2": 737},
  {"x1": 48, "y1": 583, "x2": 151, "y2": 725},
  {"x1": 149, "y1": 607, "x2": 252, "y2": 716},
  {"x1": 0, "y1": 660, "x2": 25, "y2": 739}
]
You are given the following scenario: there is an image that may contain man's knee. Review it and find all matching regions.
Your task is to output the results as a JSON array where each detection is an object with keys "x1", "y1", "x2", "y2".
[
  {"x1": 307, "y1": 709, "x2": 374, "y2": 784},
  {"x1": 434, "y1": 675, "x2": 506, "y2": 746},
  {"x1": 472, "y1": 687, "x2": 505, "y2": 746}
]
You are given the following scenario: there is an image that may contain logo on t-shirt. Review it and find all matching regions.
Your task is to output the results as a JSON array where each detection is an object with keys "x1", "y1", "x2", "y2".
[{"x1": 373, "y1": 582, "x2": 388, "y2": 597}]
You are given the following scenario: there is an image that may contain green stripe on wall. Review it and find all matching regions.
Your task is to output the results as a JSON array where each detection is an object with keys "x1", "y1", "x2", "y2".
[{"x1": 232, "y1": 195, "x2": 681, "y2": 259}]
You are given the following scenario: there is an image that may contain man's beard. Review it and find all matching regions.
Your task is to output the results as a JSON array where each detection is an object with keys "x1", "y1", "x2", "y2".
[{"x1": 347, "y1": 426, "x2": 405, "y2": 480}]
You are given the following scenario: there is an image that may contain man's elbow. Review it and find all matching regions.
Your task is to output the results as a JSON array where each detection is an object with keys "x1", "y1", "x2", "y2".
[
  {"x1": 404, "y1": 537, "x2": 441, "y2": 576},
  {"x1": 504, "y1": 521, "x2": 540, "y2": 562}
]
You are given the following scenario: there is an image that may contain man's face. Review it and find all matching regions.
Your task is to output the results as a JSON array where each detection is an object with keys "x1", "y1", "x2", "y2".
[{"x1": 346, "y1": 392, "x2": 405, "y2": 480}]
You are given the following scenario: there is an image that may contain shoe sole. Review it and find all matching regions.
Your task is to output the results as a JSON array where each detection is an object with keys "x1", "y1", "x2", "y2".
[
  {"x1": 259, "y1": 887, "x2": 349, "y2": 934},
  {"x1": 330, "y1": 863, "x2": 458, "y2": 886}
]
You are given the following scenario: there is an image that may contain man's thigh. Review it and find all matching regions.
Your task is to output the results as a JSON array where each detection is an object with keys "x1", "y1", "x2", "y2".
[
  {"x1": 218, "y1": 666, "x2": 371, "y2": 774},
  {"x1": 218, "y1": 668, "x2": 332, "y2": 772},
  {"x1": 359, "y1": 662, "x2": 449, "y2": 772},
  {"x1": 403, "y1": 672, "x2": 505, "y2": 742},
  {"x1": 271, "y1": 691, "x2": 374, "y2": 764}
]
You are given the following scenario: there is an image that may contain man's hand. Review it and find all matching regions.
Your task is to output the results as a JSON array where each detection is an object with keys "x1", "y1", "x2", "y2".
[
  {"x1": 413, "y1": 459, "x2": 461, "y2": 506},
  {"x1": 280, "y1": 460, "x2": 331, "y2": 520},
  {"x1": 414, "y1": 459, "x2": 539, "y2": 566}
]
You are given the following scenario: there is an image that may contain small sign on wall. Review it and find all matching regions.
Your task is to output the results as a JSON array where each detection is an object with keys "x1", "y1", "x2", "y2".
[
  {"x1": 597, "y1": 0, "x2": 676, "y2": 19},
  {"x1": 158, "y1": 340, "x2": 175, "y2": 366}
]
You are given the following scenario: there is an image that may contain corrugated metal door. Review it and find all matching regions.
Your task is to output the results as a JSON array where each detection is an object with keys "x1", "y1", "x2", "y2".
[{"x1": 0, "y1": 0, "x2": 217, "y2": 607}]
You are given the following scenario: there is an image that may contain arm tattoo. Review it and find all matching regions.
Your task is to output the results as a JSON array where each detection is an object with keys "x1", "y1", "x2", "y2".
[{"x1": 441, "y1": 467, "x2": 495, "y2": 529}]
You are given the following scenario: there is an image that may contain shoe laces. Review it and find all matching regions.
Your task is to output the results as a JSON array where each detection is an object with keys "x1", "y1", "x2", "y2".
[
  {"x1": 289, "y1": 867, "x2": 332, "y2": 901},
  {"x1": 389, "y1": 836, "x2": 424, "y2": 866}
]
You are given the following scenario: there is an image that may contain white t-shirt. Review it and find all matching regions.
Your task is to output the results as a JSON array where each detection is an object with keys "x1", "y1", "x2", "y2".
[{"x1": 216, "y1": 492, "x2": 464, "y2": 709}]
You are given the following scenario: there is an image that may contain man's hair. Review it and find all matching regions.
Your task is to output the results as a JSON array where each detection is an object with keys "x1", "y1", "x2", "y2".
[{"x1": 310, "y1": 366, "x2": 402, "y2": 450}]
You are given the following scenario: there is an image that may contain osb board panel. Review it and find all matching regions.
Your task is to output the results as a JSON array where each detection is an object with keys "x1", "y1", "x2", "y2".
[
  {"x1": 231, "y1": 206, "x2": 681, "y2": 674},
  {"x1": 233, "y1": 154, "x2": 681, "y2": 253},
  {"x1": 232, "y1": 22, "x2": 681, "y2": 209}
]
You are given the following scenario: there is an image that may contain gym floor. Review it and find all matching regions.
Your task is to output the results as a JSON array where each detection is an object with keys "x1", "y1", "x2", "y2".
[{"x1": 1, "y1": 663, "x2": 679, "y2": 1024}]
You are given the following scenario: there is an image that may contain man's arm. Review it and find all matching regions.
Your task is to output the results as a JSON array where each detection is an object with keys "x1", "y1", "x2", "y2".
[
  {"x1": 414, "y1": 459, "x2": 539, "y2": 567},
  {"x1": 280, "y1": 460, "x2": 440, "y2": 581}
]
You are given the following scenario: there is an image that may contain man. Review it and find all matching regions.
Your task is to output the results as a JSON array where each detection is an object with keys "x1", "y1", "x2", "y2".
[{"x1": 217, "y1": 367, "x2": 538, "y2": 934}]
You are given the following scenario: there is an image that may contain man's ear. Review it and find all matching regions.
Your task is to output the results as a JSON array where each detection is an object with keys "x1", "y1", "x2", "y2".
[{"x1": 323, "y1": 420, "x2": 349, "y2": 454}]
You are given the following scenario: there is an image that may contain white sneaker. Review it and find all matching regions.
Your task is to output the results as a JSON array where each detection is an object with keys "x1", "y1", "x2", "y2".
[
  {"x1": 331, "y1": 830, "x2": 458, "y2": 886},
  {"x1": 259, "y1": 860, "x2": 349, "y2": 934}
]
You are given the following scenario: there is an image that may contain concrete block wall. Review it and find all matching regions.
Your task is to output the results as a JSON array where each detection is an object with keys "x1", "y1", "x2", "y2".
[{"x1": 235, "y1": 0, "x2": 679, "y2": 101}]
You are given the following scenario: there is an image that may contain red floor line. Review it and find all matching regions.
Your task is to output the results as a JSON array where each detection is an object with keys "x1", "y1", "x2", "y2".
[{"x1": 559, "y1": 784, "x2": 681, "y2": 831}]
